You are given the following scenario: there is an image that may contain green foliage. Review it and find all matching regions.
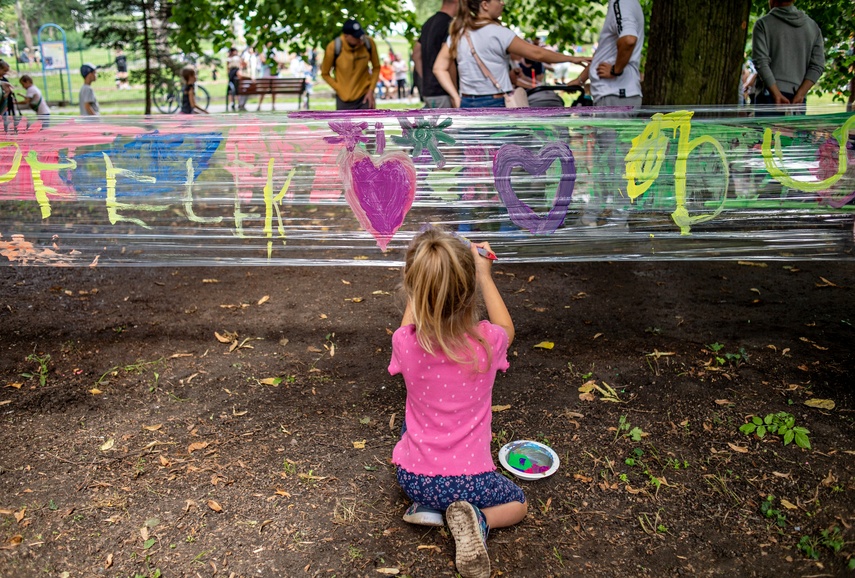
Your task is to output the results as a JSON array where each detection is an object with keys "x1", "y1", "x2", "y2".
[
  {"x1": 706, "y1": 343, "x2": 749, "y2": 366},
  {"x1": 23, "y1": 353, "x2": 50, "y2": 387},
  {"x1": 502, "y1": 0, "x2": 605, "y2": 49},
  {"x1": 739, "y1": 412, "x2": 811, "y2": 449},
  {"x1": 798, "y1": 535, "x2": 821, "y2": 560},
  {"x1": 170, "y1": 0, "x2": 419, "y2": 55},
  {"x1": 759, "y1": 495, "x2": 787, "y2": 527}
]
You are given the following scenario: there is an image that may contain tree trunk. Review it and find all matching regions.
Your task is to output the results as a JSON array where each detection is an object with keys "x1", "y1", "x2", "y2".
[
  {"x1": 642, "y1": 0, "x2": 751, "y2": 105},
  {"x1": 14, "y1": 0, "x2": 35, "y2": 55},
  {"x1": 142, "y1": 0, "x2": 152, "y2": 115}
]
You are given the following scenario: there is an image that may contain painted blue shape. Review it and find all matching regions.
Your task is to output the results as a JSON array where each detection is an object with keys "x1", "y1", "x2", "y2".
[{"x1": 63, "y1": 131, "x2": 222, "y2": 199}]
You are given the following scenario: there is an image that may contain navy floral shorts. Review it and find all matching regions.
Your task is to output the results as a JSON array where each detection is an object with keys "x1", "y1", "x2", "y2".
[{"x1": 396, "y1": 467, "x2": 526, "y2": 511}]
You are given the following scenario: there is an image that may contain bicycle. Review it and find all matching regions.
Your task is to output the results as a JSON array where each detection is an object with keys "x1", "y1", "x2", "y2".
[{"x1": 153, "y1": 75, "x2": 210, "y2": 114}]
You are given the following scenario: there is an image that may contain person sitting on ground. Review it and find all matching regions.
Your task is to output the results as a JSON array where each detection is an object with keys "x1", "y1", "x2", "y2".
[
  {"x1": 391, "y1": 227, "x2": 527, "y2": 578},
  {"x1": 17, "y1": 75, "x2": 50, "y2": 117},
  {"x1": 180, "y1": 66, "x2": 208, "y2": 114}
]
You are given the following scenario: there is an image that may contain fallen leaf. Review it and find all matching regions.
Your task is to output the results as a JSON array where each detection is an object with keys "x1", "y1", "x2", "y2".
[
  {"x1": 214, "y1": 331, "x2": 234, "y2": 344},
  {"x1": 772, "y1": 471, "x2": 791, "y2": 479},
  {"x1": 206, "y1": 500, "x2": 223, "y2": 512},
  {"x1": 307, "y1": 346, "x2": 323, "y2": 353},
  {"x1": 6, "y1": 382, "x2": 22, "y2": 389},
  {"x1": 275, "y1": 489, "x2": 291, "y2": 497},
  {"x1": 592, "y1": 333, "x2": 603, "y2": 340},
  {"x1": 715, "y1": 399, "x2": 732, "y2": 405},
  {"x1": 376, "y1": 569, "x2": 400, "y2": 575},
  {"x1": 579, "y1": 392, "x2": 596, "y2": 402},
  {"x1": 0, "y1": 400, "x2": 11, "y2": 406},
  {"x1": 319, "y1": 314, "x2": 328, "y2": 319},
  {"x1": 140, "y1": 526, "x2": 149, "y2": 541},
  {"x1": 188, "y1": 441, "x2": 209, "y2": 454},
  {"x1": 737, "y1": 261, "x2": 767, "y2": 268},
  {"x1": 815, "y1": 277, "x2": 837, "y2": 287},
  {"x1": 527, "y1": 275, "x2": 535, "y2": 283},
  {"x1": 804, "y1": 398, "x2": 835, "y2": 410},
  {"x1": 89, "y1": 388, "x2": 103, "y2": 395},
  {"x1": 184, "y1": 500, "x2": 196, "y2": 513},
  {"x1": 7, "y1": 534, "x2": 22, "y2": 546},
  {"x1": 257, "y1": 295, "x2": 270, "y2": 305},
  {"x1": 159, "y1": 456, "x2": 170, "y2": 467},
  {"x1": 232, "y1": 407, "x2": 248, "y2": 417},
  {"x1": 352, "y1": 440, "x2": 366, "y2": 449},
  {"x1": 491, "y1": 404, "x2": 511, "y2": 412},
  {"x1": 345, "y1": 297, "x2": 364, "y2": 303},
  {"x1": 417, "y1": 545, "x2": 441, "y2": 553},
  {"x1": 533, "y1": 341, "x2": 554, "y2": 350},
  {"x1": 750, "y1": 288, "x2": 761, "y2": 295},
  {"x1": 143, "y1": 424, "x2": 163, "y2": 431},
  {"x1": 100, "y1": 439, "x2": 115, "y2": 451},
  {"x1": 104, "y1": 553, "x2": 113, "y2": 569},
  {"x1": 727, "y1": 443, "x2": 749, "y2": 454},
  {"x1": 202, "y1": 278, "x2": 219, "y2": 283},
  {"x1": 779, "y1": 499, "x2": 798, "y2": 510},
  {"x1": 341, "y1": 279, "x2": 351, "y2": 285},
  {"x1": 259, "y1": 377, "x2": 282, "y2": 386},
  {"x1": 14, "y1": 508, "x2": 25, "y2": 524},
  {"x1": 573, "y1": 473, "x2": 593, "y2": 483}
]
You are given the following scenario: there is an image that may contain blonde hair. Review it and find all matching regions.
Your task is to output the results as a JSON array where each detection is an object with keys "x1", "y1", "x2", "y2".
[
  {"x1": 403, "y1": 227, "x2": 490, "y2": 369},
  {"x1": 448, "y1": 0, "x2": 494, "y2": 60}
]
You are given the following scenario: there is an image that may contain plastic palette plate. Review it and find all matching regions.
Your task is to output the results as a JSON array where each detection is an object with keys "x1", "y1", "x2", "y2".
[{"x1": 498, "y1": 440, "x2": 560, "y2": 480}]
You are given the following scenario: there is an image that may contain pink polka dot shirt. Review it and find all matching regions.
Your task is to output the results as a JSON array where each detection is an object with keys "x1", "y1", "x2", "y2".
[{"x1": 389, "y1": 321, "x2": 510, "y2": 476}]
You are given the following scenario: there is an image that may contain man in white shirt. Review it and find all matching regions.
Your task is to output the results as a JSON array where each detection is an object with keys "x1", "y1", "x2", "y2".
[{"x1": 571, "y1": 0, "x2": 644, "y2": 107}]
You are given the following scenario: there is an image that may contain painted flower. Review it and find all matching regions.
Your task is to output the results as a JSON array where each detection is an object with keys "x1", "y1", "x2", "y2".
[
  {"x1": 325, "y1": 120, "x2": 370, "y2": 151},
  {"x1": 392, "y1": 116, "x2": 455, "y2": 168}
]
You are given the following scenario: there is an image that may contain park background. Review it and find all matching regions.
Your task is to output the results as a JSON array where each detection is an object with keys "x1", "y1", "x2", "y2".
[
  {"x1": 2, "y1": 0, "x2": 853, "y2": 113},
  {"x1": 0, "y1": 1, "x2": 854, "y2": 578}
]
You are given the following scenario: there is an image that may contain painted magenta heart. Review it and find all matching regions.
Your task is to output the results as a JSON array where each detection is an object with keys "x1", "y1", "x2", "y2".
[
  {"x1": 342, "y1": 149, "x2": 417, "y2": 251},
  {"x1": 493, "y1": 142, "x2": 576, "y2": 235}
]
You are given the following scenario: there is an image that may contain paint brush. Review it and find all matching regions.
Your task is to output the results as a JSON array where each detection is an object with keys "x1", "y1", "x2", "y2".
[{"x1": 455, "y1": 233, "x2": 497, "y2": 261}]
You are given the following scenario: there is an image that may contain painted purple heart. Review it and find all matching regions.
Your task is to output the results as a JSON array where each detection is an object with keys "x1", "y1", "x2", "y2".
[
  {"x1": 344, "y1": 150, "x2": 416, "y2": 251},
  {"x1": 493, "y1": 142, "x2": 576, "y2": 235}
]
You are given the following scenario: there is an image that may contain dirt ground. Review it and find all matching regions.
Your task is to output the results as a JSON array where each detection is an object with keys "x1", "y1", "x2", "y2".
[{"x1": 0, "y1": 259, "x2": 853, "y2": 578}]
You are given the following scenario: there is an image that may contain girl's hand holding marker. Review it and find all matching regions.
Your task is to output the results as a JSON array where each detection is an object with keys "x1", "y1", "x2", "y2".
[{"x1": 456, "y1": 233, "x2": 498, "y2": 261}]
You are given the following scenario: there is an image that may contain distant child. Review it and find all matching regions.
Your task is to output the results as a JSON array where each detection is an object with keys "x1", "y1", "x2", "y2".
[
  {"x1": 390, "y1": 227, "x2": 527, "y2": 578},
  {"x1": 0, "y1": 59, "x2": 17, "y2": 117},
  {"x1": 18, "y1": 75, "x2": 50, "y2": 118},
  {"x1": 180, "y1": 66, "x2": 208, "y2": 114},
  {"x1": 79, "y1": 63, "x2": 99, "y2": 116},
  {"x1": 226, "y1": 47, "x2": 240, "y2": 111}
]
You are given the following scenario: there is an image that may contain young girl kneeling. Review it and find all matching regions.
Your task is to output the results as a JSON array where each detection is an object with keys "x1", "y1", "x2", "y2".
[{"x1": 389, "y1": 227, "x2": 527, "y2": 578}]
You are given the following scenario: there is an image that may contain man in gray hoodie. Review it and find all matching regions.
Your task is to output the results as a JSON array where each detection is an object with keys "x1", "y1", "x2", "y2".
[{"x1": 752, "y1": 0, "x2": 824, "y2": 114}]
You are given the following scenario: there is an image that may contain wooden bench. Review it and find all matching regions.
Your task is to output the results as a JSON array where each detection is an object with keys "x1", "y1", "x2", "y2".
[{"x1": 237, "y1": 77, "x2": 309, "y2": 110}]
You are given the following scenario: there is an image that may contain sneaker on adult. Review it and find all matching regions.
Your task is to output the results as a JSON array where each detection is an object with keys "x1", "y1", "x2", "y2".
[
  {"x1": 446, "y1": 501, "x2": 490, "y2": 578},
  {"x1": 402, "y1": 502, "x2": 443, "y2": 527}
]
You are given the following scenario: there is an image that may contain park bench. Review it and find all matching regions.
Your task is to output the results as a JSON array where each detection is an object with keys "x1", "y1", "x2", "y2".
[{"x1": 237, "y1": 77, "x2": 309, "y2": 110}]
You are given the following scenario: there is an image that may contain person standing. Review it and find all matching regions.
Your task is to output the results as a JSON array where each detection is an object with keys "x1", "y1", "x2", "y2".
[
  {"x1": 570, "y1": 0, "x2": 644, "y2": 107},
  {"x1": 180, "y1": 67, "x2": 208, "y2": 114},
  {"x1": 18, "y1": 75, "x2": 50, "y2": 118},
  {"x1": 79, "y1": 63, "x2": 99, "y2": 116},
  {"x1": 414, "y1": 0, "x2": 457, "y2": 109},
  {"x1": 321, "y1": 18, "x2": 380, "y2": 110},
  {"x1": 226, "y1": 47, "x2": 241, "y2": 112},
  {"x1": 114, "y1": 47, "x2": 129, "y2": 90},
  {"x1": 433, "y1": 0, "x2": 589, "y2": 109},
  {"x1": 752, "y1": 0, "x2": 825, "y2": 114}
]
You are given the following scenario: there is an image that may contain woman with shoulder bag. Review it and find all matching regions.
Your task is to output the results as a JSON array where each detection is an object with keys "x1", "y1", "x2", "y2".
[{"x1": 433, "y1": 0, "x2": 590, "y2": 109}]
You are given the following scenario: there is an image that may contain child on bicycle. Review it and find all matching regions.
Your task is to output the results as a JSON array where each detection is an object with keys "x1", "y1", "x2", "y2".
[
  {"x1": 389, "y1": 227, "x2": 527, "y2": 578},
  {"x1": 180, "y1": 66, "x2": 208, "y2": 114}
]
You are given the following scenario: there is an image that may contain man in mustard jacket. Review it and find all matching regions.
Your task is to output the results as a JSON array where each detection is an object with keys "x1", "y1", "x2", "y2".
[{"x1": 321, "y1": 18, "x2": 381, "y2": 110}]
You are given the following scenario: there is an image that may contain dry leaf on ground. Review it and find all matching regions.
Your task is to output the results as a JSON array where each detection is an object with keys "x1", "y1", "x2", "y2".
[{"x1": 804, "y1": 398, "x2": 835, "y2": 410}]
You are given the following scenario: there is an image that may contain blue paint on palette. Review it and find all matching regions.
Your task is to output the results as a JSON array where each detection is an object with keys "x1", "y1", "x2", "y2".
[{"x1": 62, "y1": 131, "x2": 222, "y2": 198}]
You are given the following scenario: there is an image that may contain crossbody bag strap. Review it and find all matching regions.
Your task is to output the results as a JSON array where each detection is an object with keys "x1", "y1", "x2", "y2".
[{"x1": 464, "y1": 30, "x2": 503, "y2": 92}]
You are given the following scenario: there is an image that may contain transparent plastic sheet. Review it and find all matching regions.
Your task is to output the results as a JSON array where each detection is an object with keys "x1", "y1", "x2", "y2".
[{"x1": 0, "y1": 106, "x2": 852, "y2": 267}]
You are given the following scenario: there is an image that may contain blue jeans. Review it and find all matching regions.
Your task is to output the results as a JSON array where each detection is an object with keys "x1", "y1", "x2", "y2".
[{"x1": 460, "y1": 95, "x2": 506, "y2": 109}]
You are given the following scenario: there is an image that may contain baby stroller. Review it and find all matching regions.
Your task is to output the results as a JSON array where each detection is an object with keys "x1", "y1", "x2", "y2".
[{"x1": 526, "y1": 84, "x2": 593, "y2": 108}]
